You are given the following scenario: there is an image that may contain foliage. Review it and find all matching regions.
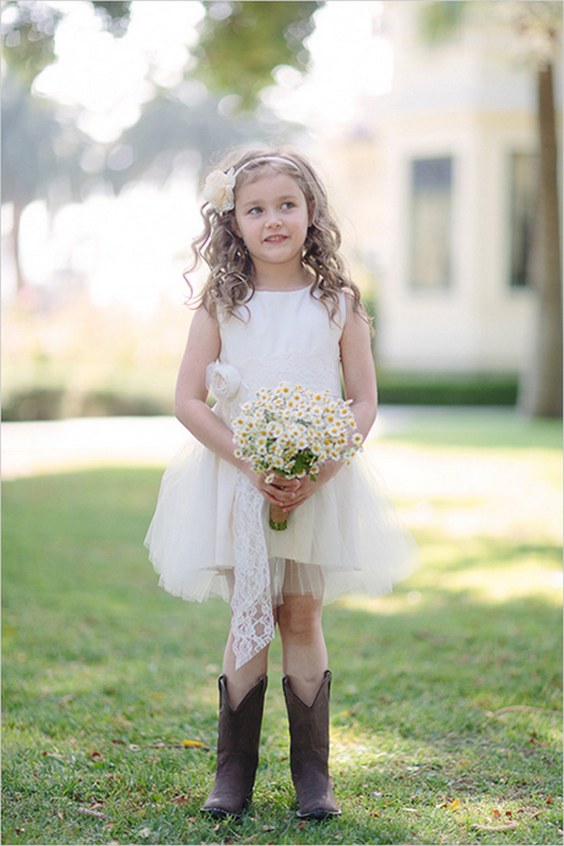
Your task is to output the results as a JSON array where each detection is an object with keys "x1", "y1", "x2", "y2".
[
  {"x1": 417, "y1": 0, "x2": 468, "y2": 45},
  {"x1": 1, "y1": 70, "x2": 85, "y2": 207},
  {"x1": 90, "y1": 0, "x2": 131, "y2": 37},
  {"x1": 1, "y1": 0, "x2": 63, "y2": 84},
  {"x1": 1, "y1": 66, "x2": 93, "y2": 290},
  {"x1": 194, "y1": 1, "x2": 323, "y2": 110},
  {"x1": 2, "y1": 297, "x2": 187, "y2": 420},
  {"x1": 501, "y1": 1, "x2": 562, "y2": 65},
  {"x1": 112, "y1": 88, "x2": 294, "y2": 193},
  {"x1": 3, "y1": 297, "x2": 527, "y2": 421},
  {"x1": 418, "y1": 0, "x2": 562, "y2": 58},
  {"x1": 1, "y1": 0, "x2": 311, "y2": 290},
  {"x1": 1, "y1": 373, "x2": 524, "y2": 422},
  {"x1": 377, "y1": 372, "x2": 519, "y2": 407},
  {"x1": 1, "y1": 1, "x2": 134, "y2": 289},
  {"x1": 1, "y1": 0, "x2": 131, "y2": 83},
  {"x1": 2, "y1": 416, "x2": 562, "y2": 843}
]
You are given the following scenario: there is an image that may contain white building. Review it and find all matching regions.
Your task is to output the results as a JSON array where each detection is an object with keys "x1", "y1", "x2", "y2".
[{"x1": 321, "y1": 1, "x2": 559, "y2": 376}]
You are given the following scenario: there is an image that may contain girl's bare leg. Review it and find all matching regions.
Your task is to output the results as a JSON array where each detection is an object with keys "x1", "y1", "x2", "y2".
[
  {"x1": 222, "y1": 616, "x2": 274, "y2": 708},
  {"x1": 277, "y1": 593, "x2": 327, "y2": 705}
]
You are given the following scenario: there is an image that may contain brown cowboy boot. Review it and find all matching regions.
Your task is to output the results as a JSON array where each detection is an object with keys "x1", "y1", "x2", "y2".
[
  {"x1": 201, "y1": 674, "x2": 267, "y2": 819},
  {"x1": 282, "y1": 670, "x2": 341, "y2": 819}
]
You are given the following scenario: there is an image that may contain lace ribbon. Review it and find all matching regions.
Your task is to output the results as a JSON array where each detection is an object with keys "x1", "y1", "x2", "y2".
[
  {"x1": 231, "y1": 473, "x2": 275, "y2": 669},
  {"x1": 206, "y1": 360, "x2": 274, "y2": 667}
]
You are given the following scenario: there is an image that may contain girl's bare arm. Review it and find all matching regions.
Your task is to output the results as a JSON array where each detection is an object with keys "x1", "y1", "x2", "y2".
[
  {"x1": 339, "y1": 295, "x2": 378, "y2": 439},
  {"x1": 173, "y1": 306, "x2": 240, "y2": 465}
]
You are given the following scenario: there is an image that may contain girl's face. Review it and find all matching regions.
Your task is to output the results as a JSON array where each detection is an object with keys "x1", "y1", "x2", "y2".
[{"x1": 233, "y1": 170, "x2": 310, "y2": 277}]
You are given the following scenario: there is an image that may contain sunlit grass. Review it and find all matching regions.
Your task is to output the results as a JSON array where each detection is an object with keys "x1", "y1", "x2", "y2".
[{"x1": 2, "y1": 411, "x2": 562, "y2": 844}]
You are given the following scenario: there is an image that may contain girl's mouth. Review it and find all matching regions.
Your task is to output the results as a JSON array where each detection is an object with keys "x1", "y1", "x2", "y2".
[{"x1": 264, "y1": 235, "x2": 287, "y2": 243}]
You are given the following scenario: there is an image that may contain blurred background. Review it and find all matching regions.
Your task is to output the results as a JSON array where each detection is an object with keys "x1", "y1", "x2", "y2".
[
  {"x1": 3, "y1": 7, "x2": 562, "y2": 840},
  {"x1": 2, "y1": 0, "x2": 562, "y2": 423}
]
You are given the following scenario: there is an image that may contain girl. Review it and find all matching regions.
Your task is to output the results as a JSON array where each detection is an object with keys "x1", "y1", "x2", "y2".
[{"x1": 145, "y1": 147, "x2": 415, "y2": 820}]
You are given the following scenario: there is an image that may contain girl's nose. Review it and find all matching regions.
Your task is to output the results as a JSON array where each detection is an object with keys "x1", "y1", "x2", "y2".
[{"x1": 265, "y1": 213, "x2": 282, "y2": 229}]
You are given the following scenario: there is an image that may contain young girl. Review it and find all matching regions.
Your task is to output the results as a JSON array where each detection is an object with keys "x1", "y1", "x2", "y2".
[{"x1": 145, "y1": 147, "x2": 415, "y2": 820}]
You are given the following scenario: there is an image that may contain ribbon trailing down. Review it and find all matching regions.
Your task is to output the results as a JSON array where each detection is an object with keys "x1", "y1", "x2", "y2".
[
  {"x1": 206, "y1": 360, "x2": 274, "y2": 667},
  {"x1": 231, "y1": 473, "x2": 275, "y2": 669}
]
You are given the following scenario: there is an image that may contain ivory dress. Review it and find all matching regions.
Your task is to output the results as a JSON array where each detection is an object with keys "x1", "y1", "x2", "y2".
[{"x1": 145, "y1": 287, "x2": 416, "y2": 667}]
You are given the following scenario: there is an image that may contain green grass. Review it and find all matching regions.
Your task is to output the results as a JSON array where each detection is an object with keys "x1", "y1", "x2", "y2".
[
  {"x1": 2, "y1": 411, "x2": 562, "y2": 844},
  {"x1": 377, "y1": 407, "x2": 562, "y2": 450}
]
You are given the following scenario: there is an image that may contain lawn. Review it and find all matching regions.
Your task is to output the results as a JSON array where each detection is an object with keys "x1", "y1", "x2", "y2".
[{"x1": 2, "y1": 410, "x2": 562, "y2": 845}]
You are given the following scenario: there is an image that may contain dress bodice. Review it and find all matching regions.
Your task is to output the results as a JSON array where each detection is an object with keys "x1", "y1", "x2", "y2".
[{"x1": 218, "y1": 288, "x2": 345, "y2": 400}]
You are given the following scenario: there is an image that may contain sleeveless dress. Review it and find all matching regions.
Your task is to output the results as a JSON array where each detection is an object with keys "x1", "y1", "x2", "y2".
[{"x1": 145, "y1": 288, "x2": 416, "y2": 667}]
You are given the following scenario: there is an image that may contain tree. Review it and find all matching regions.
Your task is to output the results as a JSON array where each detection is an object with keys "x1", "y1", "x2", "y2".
[
  {"x1": 1, "y1": 69, "x2": 90, "y2": 290},
  {"x1": 1, "y1": 0, "x2": 133, "y2": 290},
  {"x1": 2, "y1": 1, "x2": 322, "y2": 291},
  {"x1": 110, "y1": 85, "x2": 297, "y2": 193},
  {"x1": 194, "y1": 1, "x2": 323, "y2": 111},
  {"x1": 521, "y1": 37, "x2": 562, "y2": 418},
  {"x1": 1, "y1": 0, "x2": 131, "y2": 82},
  {"x1": 419, "y1": 1, "x2": 562, "y2": 419}
]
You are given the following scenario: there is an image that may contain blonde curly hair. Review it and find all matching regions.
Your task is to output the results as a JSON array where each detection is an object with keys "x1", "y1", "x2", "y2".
[{"x1": 184, "y1": 146, "x2": 368, "y2": 325}]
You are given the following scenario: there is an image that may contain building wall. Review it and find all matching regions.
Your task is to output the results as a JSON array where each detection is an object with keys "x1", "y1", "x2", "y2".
[
  {"x1": 315, "y1": 2, "x2": 563, "y2": 377},
  {"x1": 328, "y1": 1, "x2": 552, "y2": 375},
  {"x1": 377, "y1": 2, "x2": 544, "y2": 374},
  {"x1": 376, "y1": 109, "x2": 536, "y2": 373}
]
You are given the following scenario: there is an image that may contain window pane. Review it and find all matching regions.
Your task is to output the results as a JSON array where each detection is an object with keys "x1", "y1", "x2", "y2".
[
  {"x1": 409, "y1": 156, "x2": 453, "y2": 290},
  {"x1": 509, "y1": 152, "x2": 537, "y2": 289}
]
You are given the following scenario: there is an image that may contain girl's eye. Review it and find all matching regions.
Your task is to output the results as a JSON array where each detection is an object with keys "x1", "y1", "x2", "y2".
[{"x1": 246, "y1": 202, "x2": 295, "y2": 215}]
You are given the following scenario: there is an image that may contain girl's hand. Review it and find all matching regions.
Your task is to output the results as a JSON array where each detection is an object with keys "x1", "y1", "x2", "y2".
[
  {"x1": 282, "y1": 460, "x2": 342, "y2": 513},
  {"x1": 246, "y1": 469, "x2": 300, "y2": 507}
]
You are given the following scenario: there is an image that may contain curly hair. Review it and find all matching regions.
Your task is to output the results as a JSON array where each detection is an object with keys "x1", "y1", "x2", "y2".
[{"x1": 184, "y1": 146, "x2": 369, "y2": 325}]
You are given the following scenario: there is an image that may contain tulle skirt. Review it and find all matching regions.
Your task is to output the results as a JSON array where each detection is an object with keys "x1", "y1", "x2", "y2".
[{"x1": 144, "y1": 435, "x2": 416, "y2": 608}]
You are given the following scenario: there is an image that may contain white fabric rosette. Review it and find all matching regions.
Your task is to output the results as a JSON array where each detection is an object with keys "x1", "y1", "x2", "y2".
[{"x1": 206, "y1": 362, "x2": 243, "y2": 425}]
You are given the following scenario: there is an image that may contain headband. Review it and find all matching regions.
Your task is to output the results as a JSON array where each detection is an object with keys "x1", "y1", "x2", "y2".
[{"x1": 202, "y1": 155, "x2": 300, "y2": 214}]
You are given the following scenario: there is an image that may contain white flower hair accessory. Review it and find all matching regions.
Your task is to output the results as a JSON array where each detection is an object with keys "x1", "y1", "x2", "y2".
[
  {"x1": 202, "y1": 156, "x2": 300, "y2": 214},
  {"x1": 202, "y1": 168, "x2": 236, "y2": 214}
]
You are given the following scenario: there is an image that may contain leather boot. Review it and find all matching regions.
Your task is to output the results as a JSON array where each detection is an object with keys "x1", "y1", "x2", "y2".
[
  {"x1": 282, "y1": 670, "x2": 341, "y2": 819},
  {"x1": 201, "y1": 674, "x2": 267, "y2": 819}
]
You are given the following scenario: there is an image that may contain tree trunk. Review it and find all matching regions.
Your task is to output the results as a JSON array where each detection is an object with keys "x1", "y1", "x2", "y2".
[
  {"x1": 12, "y1": 201, "x2": 27, "y2": 293},
  {"x1": 519, "y1": 61, "x2": 562, "y2": 418}
]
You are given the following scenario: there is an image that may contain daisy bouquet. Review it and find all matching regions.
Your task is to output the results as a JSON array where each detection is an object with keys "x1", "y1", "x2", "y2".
[{"x1": 232, "y1": 382, "x2": 364, "y2": 530}]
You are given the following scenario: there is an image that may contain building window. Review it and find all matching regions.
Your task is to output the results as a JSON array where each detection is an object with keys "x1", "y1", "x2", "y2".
[
  {"x1": 508, "y1": 152, "x2": 537, "y2": 289},
  {"x1": 409, "y1": 156, "x2": 453, "y2": 290}
]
